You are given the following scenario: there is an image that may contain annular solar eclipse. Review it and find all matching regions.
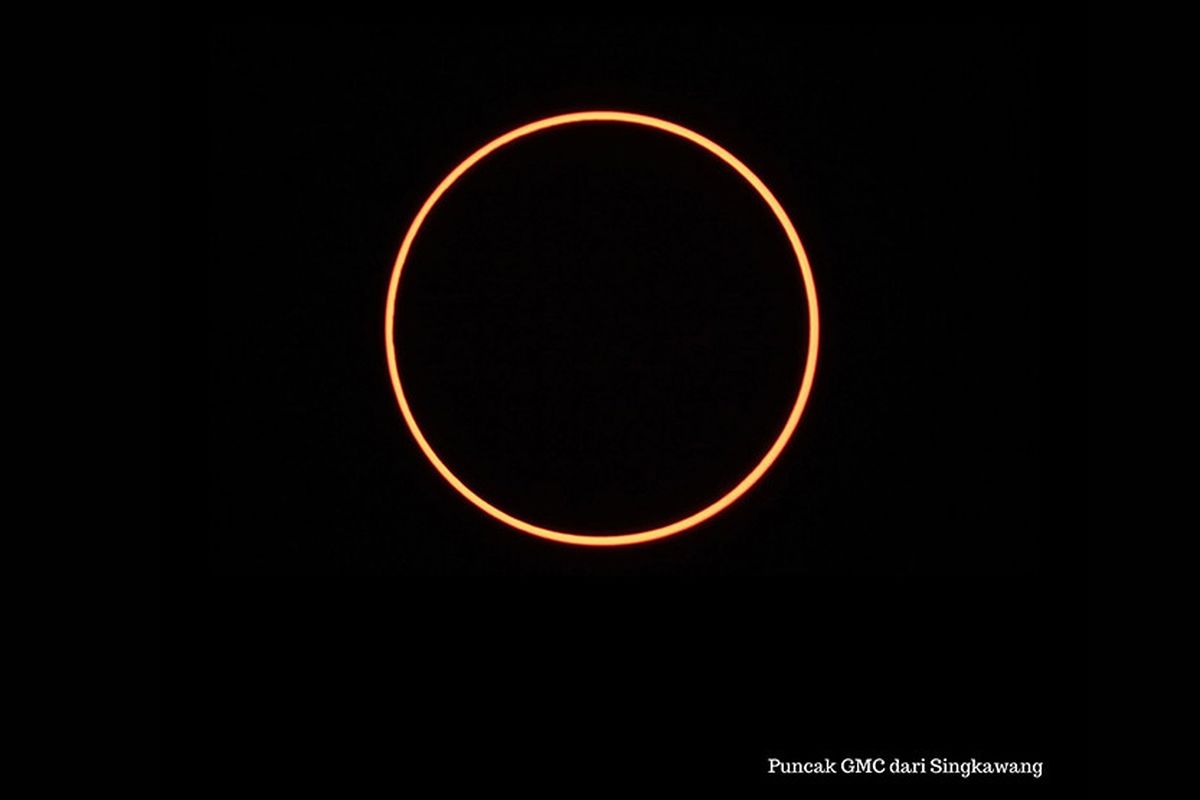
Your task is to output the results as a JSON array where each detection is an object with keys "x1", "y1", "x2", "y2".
[{"x1": 385, "y1": 111, "x2": 819, "y2": 546}]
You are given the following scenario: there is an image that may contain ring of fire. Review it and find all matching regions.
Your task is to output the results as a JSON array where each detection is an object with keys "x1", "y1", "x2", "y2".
[{"x1": 385, "y1": 111, "x2": 820, "y2": 546}]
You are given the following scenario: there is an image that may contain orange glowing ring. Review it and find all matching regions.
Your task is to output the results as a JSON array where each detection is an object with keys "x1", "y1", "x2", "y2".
[{"x1": 385, "y1": 111, "x2": 819, "y2": 546}]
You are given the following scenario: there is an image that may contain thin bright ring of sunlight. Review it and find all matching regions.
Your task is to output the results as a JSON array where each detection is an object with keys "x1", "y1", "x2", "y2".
[{"x1": 385, "y1": 111, "x2": 820, "y2": 547}]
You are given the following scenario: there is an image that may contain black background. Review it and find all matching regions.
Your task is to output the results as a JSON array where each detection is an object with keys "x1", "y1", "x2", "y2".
[{"x1": 202, "y1": 23, "x2": 1083, "y2": 791}]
